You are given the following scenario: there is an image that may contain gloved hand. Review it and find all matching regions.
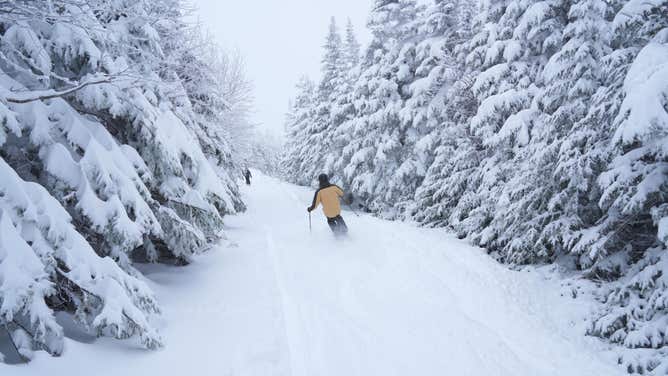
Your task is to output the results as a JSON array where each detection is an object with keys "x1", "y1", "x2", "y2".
[{"x1": 307, "y1": 207, "x2": 312, "y2": 213}]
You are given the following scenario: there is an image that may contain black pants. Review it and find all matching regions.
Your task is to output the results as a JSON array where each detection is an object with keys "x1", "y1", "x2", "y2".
[
  {"x1": 327, "y1": 215, "x2": 348, "y2": 236},
  {"x1": 244, "y1": 176, "x2": 251, "y2": 185}
]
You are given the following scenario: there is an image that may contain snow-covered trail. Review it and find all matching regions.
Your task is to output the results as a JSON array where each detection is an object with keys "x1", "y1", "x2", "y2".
[{"x1": 4, "y1": 172, "x2": 622, "y2": 376}]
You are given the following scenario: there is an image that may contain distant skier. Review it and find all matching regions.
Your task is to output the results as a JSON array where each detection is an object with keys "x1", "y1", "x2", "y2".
[
  {"x1": 307, "y1": 174, "x2": 348, "y2": 236},
  {"x1": 243, "y1": 168, "x2": 252, "y2": 185}
]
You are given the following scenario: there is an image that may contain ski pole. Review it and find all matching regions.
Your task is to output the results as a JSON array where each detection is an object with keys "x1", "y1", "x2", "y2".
[
  {"x1": 346, "y1": 200, "x2": 360, "y2": 217},
  {"x1": 308, "y1": 211, "x2": 312, "y2": 233}
]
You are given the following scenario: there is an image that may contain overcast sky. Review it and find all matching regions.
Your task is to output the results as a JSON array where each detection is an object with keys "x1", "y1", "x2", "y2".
[{"x1": 190, "y1": 0, "x2": 373, "y2": 138}]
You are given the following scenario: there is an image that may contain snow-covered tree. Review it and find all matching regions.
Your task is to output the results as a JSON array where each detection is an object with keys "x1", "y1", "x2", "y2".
[
  {"x1": 332, "y1": 0, "x2": 424, "y2": 214},
  {"x1": 585, "y1": 2, "x2": 668, "y2": 372},
  {"x1": 301, "y1": 18, "x2": 347, "y2": 183},
  {"x1": 344, "y1": 18, "x2": 362, "y2": 71},
  {"x1": 0, "y1": 0, "x2": 250, "y2": 359},
  {"x1": 319, "y1": 17, "x2": 346, "y2": 102},
  {"x1": 383, "y1": 0, "x2": 460, "y2": 215},
  {"x1": 281, "y1": 1, "x2": 668, "y2": 369},
  {"x1": 281, "y1": 76, "x2": 317, "y2": 185},
  {"x1": 282, "y1": 17, "x2": 363, "y2": 187}
]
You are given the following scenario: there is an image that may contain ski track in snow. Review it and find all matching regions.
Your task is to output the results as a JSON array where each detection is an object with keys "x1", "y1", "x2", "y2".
[{"x1": 2, "y1": 172, "x2": 623, "y2": 376}]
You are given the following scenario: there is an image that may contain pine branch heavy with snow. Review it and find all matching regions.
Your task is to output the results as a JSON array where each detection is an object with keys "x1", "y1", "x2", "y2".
[{"x1": 0, "y1": 0, "x2": 251, "y2": 359}]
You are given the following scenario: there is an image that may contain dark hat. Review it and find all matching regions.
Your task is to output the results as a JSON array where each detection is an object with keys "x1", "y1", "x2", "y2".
[{"x1": 318, "y1": 173, "x2": 330, "y2": 188}]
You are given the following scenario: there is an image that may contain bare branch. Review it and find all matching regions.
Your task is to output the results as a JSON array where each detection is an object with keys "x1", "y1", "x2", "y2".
[{"x1": 6, "y1": 76, "x2": 115, "y2": 104}]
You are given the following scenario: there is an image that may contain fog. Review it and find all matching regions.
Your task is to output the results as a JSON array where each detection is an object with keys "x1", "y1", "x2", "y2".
[{"x1": 191, "y1": 0, "x2": 373, "y2": 138}]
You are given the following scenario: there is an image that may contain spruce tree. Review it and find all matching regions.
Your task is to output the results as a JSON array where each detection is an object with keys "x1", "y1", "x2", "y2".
[
  {"x1": 585, "y1": 3, "x2": 668, "y2": 372},
  {"x1": 281, "y1": 77, "x2": 317, "y2": 185},
  {"x1": 344, "y1": 19, "x2": 362, "y2": 71},
  {"x1": 334, "y1": 0, "x2": 423, "y2": 213},
  {"x1": 0, "y1": 0, "x2": 247, "y2": 358}
]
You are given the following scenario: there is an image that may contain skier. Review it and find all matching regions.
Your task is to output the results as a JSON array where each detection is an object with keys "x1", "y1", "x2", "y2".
[
  {"x1": 243, "y1": 168, "x2": 252, "y2": 185},
  {"x1": 307, "y1": 174, "x2": 348, "y2": 236}
]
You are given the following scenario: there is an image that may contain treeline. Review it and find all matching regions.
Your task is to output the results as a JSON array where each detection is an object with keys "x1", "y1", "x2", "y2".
[
  {"x1": 281, "y1": 0, "x2": 668, "y2": 372},
  {"x1": 0, "y1": 0, "x2": 252, "y2": 360}
]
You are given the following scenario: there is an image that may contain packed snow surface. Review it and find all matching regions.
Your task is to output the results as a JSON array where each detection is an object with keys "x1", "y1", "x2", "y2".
[{"x1": 2, "y1": 172, "x2": 623, "y2": 375}]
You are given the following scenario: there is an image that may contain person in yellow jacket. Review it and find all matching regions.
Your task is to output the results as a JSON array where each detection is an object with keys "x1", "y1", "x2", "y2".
[{"x1": 307, "y1": 174, "x2": 349, "y2": 236}]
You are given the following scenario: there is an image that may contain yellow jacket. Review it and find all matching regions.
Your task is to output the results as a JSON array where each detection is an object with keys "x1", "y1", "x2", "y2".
[{"x1": 309, "y1": 185, "x2": 344, "y2": 218}]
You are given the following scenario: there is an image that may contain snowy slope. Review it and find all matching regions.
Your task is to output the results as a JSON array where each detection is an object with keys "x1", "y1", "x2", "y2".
[{"x1": 1, "y1": 172, "x2": 623, "y2": 376}]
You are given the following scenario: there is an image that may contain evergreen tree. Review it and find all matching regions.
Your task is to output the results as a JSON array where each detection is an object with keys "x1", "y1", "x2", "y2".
[
  {"x1": 0, "y1": 0, "x2": 250, "y2": 358},
  {"x1": 455, "y1": 0, "x2": 569, "y2": 259},
  {"x1": 501, "y1": 0, "x2": 610, "y2": 263},
  {"x1": 334, "y1": 0, "x2": 423, "y2": 213},
  {"x1": 301, "y1": 18, "x2": 347, "y2": 183},
  {"x1": 585, "y1": 2, "x2": 668, "y2": 372},
  {"x1": 327, "y1": 21, "x2": 363, "y2": 174},
  {"x1": 383, "y1": 0, "x2": 460, "y2": 215},
  {"x1": 319, "y1": 17, "x2": 346, "y2": 102},
  {"x1": 344, "y1": 19, "x2": 362, "y2": 71},
  {"x1": 281, "y1": 77, "x2": 317, "y2": 185}
]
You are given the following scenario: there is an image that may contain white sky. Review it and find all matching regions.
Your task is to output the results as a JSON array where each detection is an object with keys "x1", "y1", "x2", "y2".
[{"x1": 190, "y1": 0, "x2": 374, "y2": 138}]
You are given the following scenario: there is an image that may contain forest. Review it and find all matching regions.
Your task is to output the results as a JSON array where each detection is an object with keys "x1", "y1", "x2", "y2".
[
  {"x1": 0, "y1": 0, "x2": 259, "y2": 361},
  {"x1": 281, "y1": 0, "x2": 668, "y2": 372},
  {"x1": 0, "y1": 0, "x2": 667, "y2": 374}
]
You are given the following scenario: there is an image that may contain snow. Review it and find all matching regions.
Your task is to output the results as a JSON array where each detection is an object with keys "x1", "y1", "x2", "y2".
[
  {"x1": 472, "y1": 63, "x2": 510, "y2": 96},
  {"x1": 1, "y1": 25, "x2": 52, "y2": 77},
  {"x1": 0, "y1": 211, "x2": 58, "y2": 357},
  {"x1": 490, "y1": 107, "x2": 535, "y2": 146},
  {"x1": 514, "y1": 2, "x2": 552, "y2": 40},
  {"x1": 613, "y1": 0, "x2": 665, "y2": 29},
  {"x1": 659, "y1": 216, "x2": 668, "y2": 245},
  {"x1": 0, "y1": 156, "x2": 162, "y2": 352},
  {"x1": 2, "y1": 172, "x2": 624, "y2": 375},
  {"x1": 503, "y1": 40, "x2": 523, "y2": 62},
  {"x1": 49, "y1": 23, "x2": 102, "y2": 71},
  {"x1": 613, "y1": 42, "x2": 668, "y2": 144},
  {"x1": 153, "y1": 108, "x2": 237, "y2": 214}
]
